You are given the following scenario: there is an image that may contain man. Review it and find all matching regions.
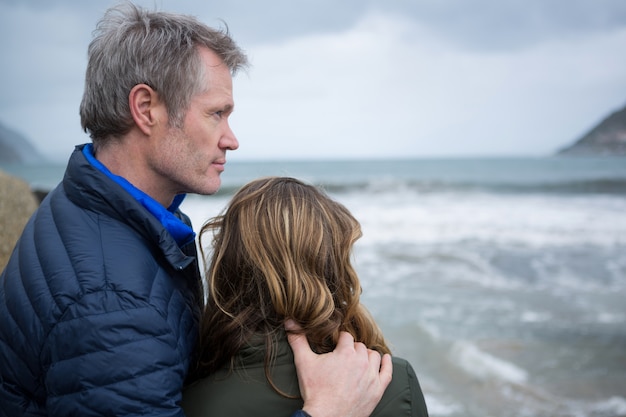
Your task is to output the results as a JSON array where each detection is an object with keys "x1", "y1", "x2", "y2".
[{"x1": 0, "y1": 3, "x2": 392, "y2": 417}]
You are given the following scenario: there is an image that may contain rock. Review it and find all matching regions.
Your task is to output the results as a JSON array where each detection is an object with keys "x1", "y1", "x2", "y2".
[
  {"x1": 557, "y1": 103, "x2": 626, "y2": 156},
  {"x1": 0, "y1": 169, "x2": 39, "y2": 271},
  {"x1": 0, "y1": 120, "x2": 44, "y2": 163}
]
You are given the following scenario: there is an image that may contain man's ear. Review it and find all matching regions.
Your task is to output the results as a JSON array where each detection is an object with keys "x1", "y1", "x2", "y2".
[{"x1": 128, "y1": 83, "x2": 164, "y2": 136}]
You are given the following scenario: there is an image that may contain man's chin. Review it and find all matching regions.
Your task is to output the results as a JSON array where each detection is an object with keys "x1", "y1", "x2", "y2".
[{"x1": 198, "y1": 178, "x2": 221, "y2": 196}]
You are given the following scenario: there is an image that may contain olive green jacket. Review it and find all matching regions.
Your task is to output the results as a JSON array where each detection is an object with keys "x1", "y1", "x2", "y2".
[{"x1": 182, "y1": 334, "x2": 429, "y2": 417}]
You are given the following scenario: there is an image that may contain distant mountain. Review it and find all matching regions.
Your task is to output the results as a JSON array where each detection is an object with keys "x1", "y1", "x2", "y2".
[
  {"x1": 557, "y1": 103, "x2": 626, "y2": 156},
  {"x1": 0, "y1": 121, "x2": 44, "y2": 163}
]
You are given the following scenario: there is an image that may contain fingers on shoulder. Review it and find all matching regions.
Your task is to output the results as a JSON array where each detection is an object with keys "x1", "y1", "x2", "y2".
[{"x1": 379, "y1": 353, "x2": 394, "y2": 388}]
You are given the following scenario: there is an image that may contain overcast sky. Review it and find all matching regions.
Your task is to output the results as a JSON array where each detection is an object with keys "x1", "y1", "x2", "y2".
[{"x1": 1, "y1": 0, "x2": 626, "y2": 161}]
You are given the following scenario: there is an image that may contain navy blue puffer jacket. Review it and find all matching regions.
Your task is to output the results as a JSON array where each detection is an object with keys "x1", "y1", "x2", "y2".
[{"x1": 0, "y1": 145, "x2": 202, "y2": 416}]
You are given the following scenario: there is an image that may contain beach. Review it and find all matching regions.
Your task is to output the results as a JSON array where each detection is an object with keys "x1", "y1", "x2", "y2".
[
  {"x1": 180, "y1": 157, "x2": 626, "y2": 417},
  {"x1": 2, "y1": 156, "x2": 626, "y2": 417}
]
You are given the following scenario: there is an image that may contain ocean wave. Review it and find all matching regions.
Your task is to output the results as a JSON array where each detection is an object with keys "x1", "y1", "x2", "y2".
[
  {"x1": 216, "y1": 177, "x2": 626, "y2": 196},
  {"x1": 342, "y1": 178, "x2": 626, "y2": 195},
  {"x1": 587, "y1": 396, "x2": 626, "y2": 416},
  {"x1": 448, "y1": 340, "x2": 528, "y2": 384},
  {"x1": 423, "y1": 394, "x2": 463, "y2": 417}
]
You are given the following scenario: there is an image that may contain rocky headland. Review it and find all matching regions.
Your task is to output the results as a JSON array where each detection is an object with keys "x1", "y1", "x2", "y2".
[
  {"x1": 0, "y1": 120, "x2": 44, "y2": 164},
  {"x1": 557, "y1": 103, "x2": 626, "y2": 156}
]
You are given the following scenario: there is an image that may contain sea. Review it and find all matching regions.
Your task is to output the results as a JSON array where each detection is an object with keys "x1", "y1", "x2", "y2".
[{"x1": 2, "y1": 156, "x2": 626, "y2": 417}]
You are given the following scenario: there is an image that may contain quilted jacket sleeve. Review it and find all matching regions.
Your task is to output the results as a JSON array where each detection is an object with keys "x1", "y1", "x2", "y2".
[{"x1": 42, "y1": 289, "x2": 189, "y2": 417}]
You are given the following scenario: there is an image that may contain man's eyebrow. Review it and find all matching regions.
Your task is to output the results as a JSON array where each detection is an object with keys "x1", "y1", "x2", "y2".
[
  {"x1": 212, "y1": 103, "x2": 234, "y2": 114},
  {"x1": 207, "y1": 103, "x2": 234, "y2": 114}
]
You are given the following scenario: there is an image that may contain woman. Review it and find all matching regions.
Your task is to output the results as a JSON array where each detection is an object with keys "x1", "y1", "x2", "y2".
[{"x1": 183, "y1": 177, "x2": 429, "y2": 417}]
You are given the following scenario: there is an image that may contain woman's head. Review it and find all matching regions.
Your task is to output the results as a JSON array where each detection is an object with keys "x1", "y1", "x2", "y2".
[
  {"x1": 196, "y1": 177, "x2": 389, "y2": 377},
  {"x1": 204, "y1": 176, "x2": 361, "y2": 330}
]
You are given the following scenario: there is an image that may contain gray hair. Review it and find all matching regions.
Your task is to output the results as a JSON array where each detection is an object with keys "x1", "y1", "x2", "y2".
[{"x1": 79, "y1": 2, "x2": 249, "y2": 146}]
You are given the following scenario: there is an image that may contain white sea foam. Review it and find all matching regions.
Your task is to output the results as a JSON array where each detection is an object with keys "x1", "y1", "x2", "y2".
[
  {"x1": 588, "y1": 396, "x2": 626, "y2": 415},
  {"x1": 176, "y1": 168, "x2": 626, "y2": 417},
  {"x1": 596, "y1": 312, "x2": 625, "y2": 324},
  {"x1": 448, "y1": 341, "x2": 528, "y2": 384},
  {"x1": 423, "y1": 394, "x2": 463, "y2": 417},
  {"x1": 520, "y1": 310, "x2": 551, "y2": 323},
  {"x1": 341, "y1": 191, "x2": 626, "y2": 248}
]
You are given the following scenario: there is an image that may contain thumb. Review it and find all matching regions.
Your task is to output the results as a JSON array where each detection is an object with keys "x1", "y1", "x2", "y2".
[{"x1": 285, "y1": 319, "x2": 314, "y2": 362}]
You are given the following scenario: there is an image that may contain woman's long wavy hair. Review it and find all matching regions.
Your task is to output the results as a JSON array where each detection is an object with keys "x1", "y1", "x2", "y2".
[{"x1": 192, "y1": 177, "x2": 390, "y2": 393}]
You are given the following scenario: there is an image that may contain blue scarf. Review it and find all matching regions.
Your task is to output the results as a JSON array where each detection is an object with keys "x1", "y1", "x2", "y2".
[{"x1": 82, "y1": 144, "x2": 196, "y2": 247}]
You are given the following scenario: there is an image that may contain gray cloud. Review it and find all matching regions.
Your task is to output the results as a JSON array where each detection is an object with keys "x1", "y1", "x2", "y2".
[
  {"x1": 375, "y1": 0, "x2": 626, "y2": 51},
  {"x1": 1, "y1": 0, "x2": 625, "y2": 160}
]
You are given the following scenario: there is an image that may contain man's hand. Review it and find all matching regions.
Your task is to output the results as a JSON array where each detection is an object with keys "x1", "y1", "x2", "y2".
[{"x1": 286, "y1": 320, "x2": 393, "y2": 417}]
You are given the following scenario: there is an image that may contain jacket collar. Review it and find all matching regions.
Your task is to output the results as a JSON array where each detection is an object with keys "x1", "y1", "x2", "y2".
[{"x1": 63, "y1": 144, "x2": 195, "y2": 270}]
